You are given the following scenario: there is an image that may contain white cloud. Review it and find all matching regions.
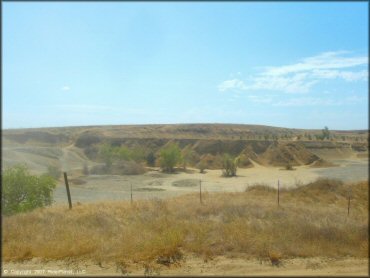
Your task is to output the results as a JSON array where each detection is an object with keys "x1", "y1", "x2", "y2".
[
  {"x1": 61, "y1": 85, "x2": 71, "y2": 91},
  {"x1": 273, "y1": 97, "x2": 342, "y2": 107},
  {"x1": 218, "y1": 78, "x2": 247, "y2": 92},
  {"x1": 246, "y1": 73, "x2": 318, "y2": 93},
  {"x1": 218, "y1": 51, "x2": 368, "y2": 94},
  {"x1": 264, "y1": 51, "x2": 367, "y2": 76},
  {"x1": 312, "y1": 69, "x2": 368, "y2": 82}
]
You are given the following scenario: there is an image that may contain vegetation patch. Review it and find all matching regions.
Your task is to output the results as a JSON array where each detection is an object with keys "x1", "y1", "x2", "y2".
[{"x1": 3, "y1": 179, "x2": 367, "y2": 266}]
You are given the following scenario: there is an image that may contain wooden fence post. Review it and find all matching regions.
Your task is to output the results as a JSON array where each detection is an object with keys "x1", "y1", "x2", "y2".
[
  {"x1": 347, "y1": 196, "x2": 351, "y2": 216},
  {"x1": 63, "y1": 172, "x2": 72, "y2": 209},
  {"x1": 131, "y1": 183, "x2": 133, "y2": 205},
  {"x1": 199, "y1": 179, "x2": 202, "y2": 204},
  {"x1": 277, "y1": 179, "x2": 280, "y2": 207}
]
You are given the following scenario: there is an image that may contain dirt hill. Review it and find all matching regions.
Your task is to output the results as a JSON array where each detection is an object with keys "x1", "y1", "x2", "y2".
[{"x1": 2, "y1": 124, "x2": 368, "y2": 173}]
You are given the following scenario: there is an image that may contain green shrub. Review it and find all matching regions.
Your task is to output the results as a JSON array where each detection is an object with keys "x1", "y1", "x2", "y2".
[
  {"x1": 159, "y1": 143, "x2": 182, "y2": 173},
  {"x1": 2, "y1": 165, "x2": 57, "y2": 215},
  {"x1": 285, "y1": 163, "x2": 294, "y2": 170},
  {"x1": 222, "y1": 154, "x2": 239, "y2": 177},
  {"x1": 146, "y1": 152, "x2": 156, "y2": 167},
  {"x1": 197, "y1": 160, "x2": 207, "y2": 173}
]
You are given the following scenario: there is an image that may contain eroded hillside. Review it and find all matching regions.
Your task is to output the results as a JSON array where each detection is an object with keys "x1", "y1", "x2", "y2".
[{"x1": 2, "y1": 124, "x2": 368, "y2": 173}]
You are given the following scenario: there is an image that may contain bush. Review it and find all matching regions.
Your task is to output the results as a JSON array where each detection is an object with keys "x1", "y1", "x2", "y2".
[
  {"x1": 47, "y1": 165, "x2": 62, "y2": 180},
  {"x1": 2, "y1": 165, "x2": 57, "y2": 215},
  {"x1": 146, "y1": 152, "x2": 156, "y2": 167},
  {"x1": 159, "y1": 143, "x2": 182, "y2": 173},
  {"x1": 98, "y1": 143, "x2": 115, "y2": 168},
  {"x1": 222, "y1": 154, "x2": 239, "y2": 177},
  {"x1": 285, "y1": 163, "x2": 294, "y2": 170},
  {"x1": 196, "y1": 160, "x2": 207, "y2": 173}
]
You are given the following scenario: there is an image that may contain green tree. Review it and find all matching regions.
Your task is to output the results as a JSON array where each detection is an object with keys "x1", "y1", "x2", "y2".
[
  {"x1": 322, "y1": 126, "x2": 330, "y2": 140},
  {"x1": 99, "y1": 143, "x2": 116, "y2": 168},
  {"x1": 116, "y1": 146, "x2": 131, "y2": 161},
  {"x1": 146, "y1": 152, "x2": 156, "y2": 167},
  {"x1": 222, "y1": 154, "x2": 239, "y2": 177},
  {"x1": 159, "y1": 143, "x2": 182, "y2": 173},
  {"x1": 2, "y1": 165, "x2": 57, "y2": 215}
]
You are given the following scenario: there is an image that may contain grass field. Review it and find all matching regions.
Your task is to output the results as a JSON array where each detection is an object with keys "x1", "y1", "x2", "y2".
[{"x1": 3, "y1": 178, "x2": 368, "y2": 273}]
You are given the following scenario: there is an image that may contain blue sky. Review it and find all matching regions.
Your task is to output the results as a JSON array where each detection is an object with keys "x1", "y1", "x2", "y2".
[{"x1": 3, "y1": 2, "x2": 369, "y2": 130}]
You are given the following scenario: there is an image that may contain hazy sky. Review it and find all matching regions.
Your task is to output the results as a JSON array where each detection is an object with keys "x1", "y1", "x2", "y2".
[{"x1": 3, "y1": 2, "x2": 369, "y2": 130}]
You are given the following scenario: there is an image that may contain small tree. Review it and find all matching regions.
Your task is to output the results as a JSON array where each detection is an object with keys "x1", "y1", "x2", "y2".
[
  {"x1": 98, "y1": 143, "x2": 115, "y2": 168},
  {"x1": 146, "y1": 152, "x2": 156, "y2": 167},
  {"x1": 222, "y1": 154, "x2": 239, "y2": 177},
  {"x1": 322, "y1": 126, "x2": 330, "y2": 140},
  {"x1": 159, "y1": 143, "x2": 182, "y2": 173},
  {"x1": 2, "y1": 165, "x2": 57, "y2": 215},
  {"x1": 197, "y1": 160, "x2": 207, "y2": 173}
]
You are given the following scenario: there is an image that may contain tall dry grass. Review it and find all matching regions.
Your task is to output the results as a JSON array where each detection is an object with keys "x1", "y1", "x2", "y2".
[{"x1": 2, "y1": 179, "x2": 368, "y2": 266}]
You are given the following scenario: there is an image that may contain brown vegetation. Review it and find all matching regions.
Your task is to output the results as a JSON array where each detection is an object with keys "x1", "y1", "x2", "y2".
[{"x1": 3, "y1": 179, "x2": 367, "y2": 268}]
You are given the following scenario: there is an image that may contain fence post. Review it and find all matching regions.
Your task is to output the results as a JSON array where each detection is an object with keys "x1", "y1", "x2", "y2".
[
  {"x1": 347, "y1": 196, "x2": 351, "y2": 216},
  {"x1": 63, "y1": 172, "x2": 72, "y2": 209},
  {"x1": 131, "y1": 183, "x2": 133, "y2": 205},
  {"x1": 199, "y1": 179, "x2": 202, "y2": 204},
  {"x1": 277, "y1": 179, "x2": 280, "y2": 207}
]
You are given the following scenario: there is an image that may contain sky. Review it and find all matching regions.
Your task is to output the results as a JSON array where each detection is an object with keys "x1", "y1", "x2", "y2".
[{"x1": 3, "y1": 2, "x2": 369, "y2": 130}]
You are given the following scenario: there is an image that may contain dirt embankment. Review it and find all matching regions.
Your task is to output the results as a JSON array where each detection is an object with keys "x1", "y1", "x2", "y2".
[{"x1": 3, "y1": 125, "x2": 368, "y2": 172}]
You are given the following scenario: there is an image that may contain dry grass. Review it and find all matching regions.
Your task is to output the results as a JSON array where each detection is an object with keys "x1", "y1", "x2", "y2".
[{"x1": 2, "y1": 179, "x2": 368, "y2": 267}]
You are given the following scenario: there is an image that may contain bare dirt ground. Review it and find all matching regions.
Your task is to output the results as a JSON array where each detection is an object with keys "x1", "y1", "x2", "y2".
[
  {"x1": 3, "y1": 256, "x2": 368, "y2": 276},
  {"x1": 52, "y1": 157, "x2": 368, "y2": 205}
]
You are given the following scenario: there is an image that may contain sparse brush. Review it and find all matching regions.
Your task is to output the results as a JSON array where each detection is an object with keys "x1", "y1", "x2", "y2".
[
  {"x1": 2, "y1": 179, "x2": 368, "y2": 266},
  {"x1": 268, "y1": 250, "x2": 283, "y2": 267}
]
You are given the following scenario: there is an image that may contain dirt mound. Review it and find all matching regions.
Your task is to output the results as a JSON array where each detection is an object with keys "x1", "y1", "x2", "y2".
[
  {"x1": 256, "y1": 142, "x2": 320, "y2": 167},
  {"x1": 309, "y1": 159, "x2": 337, "y2": 168},
  {"x1": 302, "y1": 141, "x2": 354, "y2": 160},
  {"x1": 4, "y1": 124, "x2": 367, "y2": 172},
  {"x1": 199, "y1": 153, "x2": 223, "y2": 169}
]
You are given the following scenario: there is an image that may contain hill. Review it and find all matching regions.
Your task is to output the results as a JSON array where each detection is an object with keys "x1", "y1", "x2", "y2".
[{"x1": 2, "y1": 124, "x2": 368, "y2": 174}]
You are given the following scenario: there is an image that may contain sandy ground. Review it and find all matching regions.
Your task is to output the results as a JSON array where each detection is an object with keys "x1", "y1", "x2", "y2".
[
  {"x1": 53, "y1": 158, "x2": 368, "y2": 205},
  {"x1": 3, "y1": 256, "x2": 368, "y2": 276}
]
